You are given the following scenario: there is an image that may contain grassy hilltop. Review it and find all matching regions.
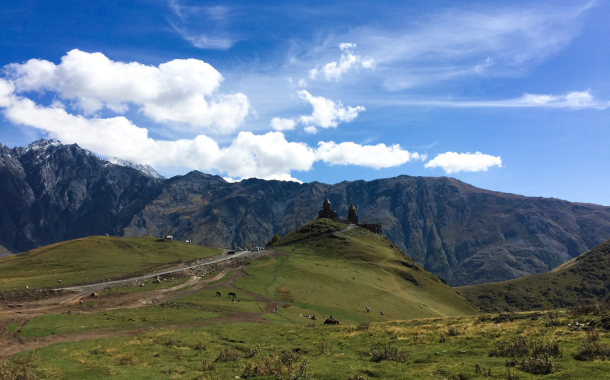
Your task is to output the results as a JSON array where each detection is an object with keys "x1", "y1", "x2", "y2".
[
  {"x1": 239, "y1": 218, "x2": 478, "y2": 322},
  {"x1": 0, "y1": 236, "x2": 220, "y2": 290},
  {"x1": 458, "y1": 239, "x2": 610, "y2": 313}
]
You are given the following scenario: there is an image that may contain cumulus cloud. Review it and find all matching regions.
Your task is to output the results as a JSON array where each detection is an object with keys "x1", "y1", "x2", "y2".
[
  {"x1": 424, "y1": 152, "x2": 502, "y2": 173},
  {"x1": 316, "y1": 141, "x2": 425, "y2": 169},
  {"x1": 396, "y1": 91, "x2": 610, "y2": 109},
  {"x1": 309, "y1": 43, "x2": 374, "y2": 81},
  {"x1": 0, "y1": 77, "x2": 421, "y2": 181},
  {"x1": 304, "y1": 126, "x2": 318, "y2": 134},
  {"x1": 297, "y1": 90, "x2": 364, "y2": 129},
  {"x1": 270, "y1": 117, "x2": 296, "y2": 131},
  {"x1": 4, "y1": 49, "x2": 248, "y2": 133}
]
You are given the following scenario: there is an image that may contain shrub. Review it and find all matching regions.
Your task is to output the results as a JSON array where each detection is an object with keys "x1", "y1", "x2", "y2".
[
  {"x1": 164, "y1": 336, "x2": 182, "y2": 347},
  {"x1": 195, "y1": 340, "x2": 207, "y2": 351},
  {"x1": 571, "y1": 301, "x2": 598, "y2": 316},
  {"x1": 474, "y1": 363, "x2": 491, "y2": 377},
  {"x1": 448, "y1": 327, "x2": 460, "y2": 336},
  {"x1": 575, "y1": 329, "x2": 610, "y2": 361},
  {"x1": 201, "y1": 359, "x2": 215, "y2": 372},
  {"x1": 0, "y1": 353, "x2": 38, "y2": 380},
  {"x1": 370, "y1": 344, "x2": 409, "y2": 363},
  {"x1": 507, "y1": 368, "x2": 520, "y2": 380},
  {"x1": 356, "y1": 321, "x2": 370, "y2": 331},
  {"x1": 245, "y1": 343, "x2": 262, "y2": 359},
  {"x1": 216, "y1": 347, "x2": 240, "y2": 362},
  {"x1": 242, "y1": 351, "x2": 307, "y2": 379},
  {"x1": 488, "y1": 337, "x2": 530, "y2": 357},
  {"x1": 531, "y1": 340, "x2": 562, "y2": 358},
  {"x1": 520, "y1": 355, "x2": 554, "y2": 374}
]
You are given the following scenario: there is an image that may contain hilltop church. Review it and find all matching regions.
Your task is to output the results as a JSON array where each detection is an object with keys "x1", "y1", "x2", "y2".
[{"x1": 317, "y1": 199, "x2": 382, "y2": 234}]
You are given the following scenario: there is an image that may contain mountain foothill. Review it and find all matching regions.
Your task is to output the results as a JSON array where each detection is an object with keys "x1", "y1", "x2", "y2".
[{"x1": 1, "y1": 139, "x2": 609, "y2": 287}]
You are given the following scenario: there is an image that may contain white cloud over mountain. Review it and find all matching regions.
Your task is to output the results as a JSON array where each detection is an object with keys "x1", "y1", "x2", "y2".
[
  {"x1": 317, "y1": 141, "x2": 426, "y2": 169},
  {"x1": 4, "y1": 49, "x2": 249, "y2": 133},
  {"x1": 425, "y1": 152, "x2": 502, "y2": 173}
]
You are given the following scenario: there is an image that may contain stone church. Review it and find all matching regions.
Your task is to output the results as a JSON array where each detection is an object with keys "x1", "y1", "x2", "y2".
[{"x1": 317, "y1": 199, "x2": 382, "y2": 234}]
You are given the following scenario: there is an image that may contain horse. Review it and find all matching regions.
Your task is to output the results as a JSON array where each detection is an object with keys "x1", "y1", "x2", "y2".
[
  {"x1": 216, "y1": 292, "x2": 221, "y2": 297},
  {"x1": 324, "y1": 318, "x2": 340, "y2": 325},
  {"x1": 228, "y1": 292, "x2": 237, "y2": 298}
]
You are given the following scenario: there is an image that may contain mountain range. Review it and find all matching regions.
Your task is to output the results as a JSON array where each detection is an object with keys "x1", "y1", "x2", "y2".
[{"x1": 1, "y1": 139, "x2": 609, "y2": 286}]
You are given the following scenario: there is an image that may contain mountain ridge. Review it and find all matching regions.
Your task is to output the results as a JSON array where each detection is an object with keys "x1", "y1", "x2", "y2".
[{"x1": 1, "y1": 139, "x2": 610, "y2": 286}]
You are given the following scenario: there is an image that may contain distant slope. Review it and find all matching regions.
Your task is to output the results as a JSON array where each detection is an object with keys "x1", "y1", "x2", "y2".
[
  {"x1": 231, "y1": 219, "x2": 478, "y2": 321},
  {"x1": 0, "y1": 236, "x2": 221, "y2": 290},
  {"x1": 458, "y1": 239, "x2": 610, "y2": 313}
]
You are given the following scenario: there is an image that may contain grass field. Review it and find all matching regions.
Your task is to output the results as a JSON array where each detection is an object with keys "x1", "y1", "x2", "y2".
[
  {"x1": 18, "y1": 307, "x2": 223, "y2": 338},
  {"x1": 7, "y1": 309, "x2": 610, "y2": 379},
  {"x1": 0, "y1": 236, "x2": 221, "y2": 290}
]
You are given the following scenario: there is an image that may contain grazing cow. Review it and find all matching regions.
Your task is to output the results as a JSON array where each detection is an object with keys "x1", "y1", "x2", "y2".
[
  {"x1": 216, "y1": 292, "x2": 221, "y2": 297},
  {"x1": 324, "y1": 318, "x2": 340, "y2": 325},
  {"x1": 228, "y1": 292, "x2": 237, "y2": 298},
  {"x1": 380, "y1": 312, "x2": 384, "y2": 315}
]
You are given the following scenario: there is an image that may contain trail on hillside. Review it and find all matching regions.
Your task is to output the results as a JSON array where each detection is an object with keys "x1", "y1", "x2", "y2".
[{"x1": 0, "y1": 251, "x2": 287, "y2": 360}]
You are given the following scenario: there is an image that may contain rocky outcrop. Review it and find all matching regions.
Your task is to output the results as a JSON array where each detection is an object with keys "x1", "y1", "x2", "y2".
[{"x1": 2, "y1": 140, "x2": 610, "y2": 286}]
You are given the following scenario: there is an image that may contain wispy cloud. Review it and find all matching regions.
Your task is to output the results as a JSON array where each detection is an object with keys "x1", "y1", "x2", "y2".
[
  {"x1": 308, "y1": 43, "x2": 374, "y2": 81},
  {"x1": 168, "y1": 1, "x2": 234, "y2": 50},
  {"x1": 394, "y1": 91, "x2": 610, "y2": 109},
  {"x1": 347, "y1": 2, "x2": 594, "y2": 89}
]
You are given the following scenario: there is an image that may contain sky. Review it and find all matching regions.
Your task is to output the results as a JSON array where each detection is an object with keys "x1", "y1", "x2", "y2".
[{"x1": 0, "y1": 0, "x2": 609, "y2": 205}]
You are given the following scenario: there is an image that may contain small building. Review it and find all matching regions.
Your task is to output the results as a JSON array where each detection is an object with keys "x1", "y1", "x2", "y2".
[{"x1": 166, "y1": 235, "x2": 173, "y2": 241}]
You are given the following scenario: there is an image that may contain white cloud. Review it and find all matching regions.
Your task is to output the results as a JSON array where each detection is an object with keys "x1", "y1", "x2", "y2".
[
  {"x1": 309, "y1": 43, "x2": 374, "y2": 81},
  {"x1": 4, "y1": 49, "x2": 247, "y2": 133},
  {"x1": 270, "y1": 117, "x2": 296, "y2": 131},
  {"x1": 316, "y1": 141, "x2": 425, "y2": 169},
  {"x1": 298, "y1": 78, "x2": 307, "y2": 87},
  {"x1": 304, "y1": 126, "x2": 318, "y2": 134},
  {"x1": 396, "y1": 91, "x2": 610, "y2": 109},
  {"x1": 425, "y1": 152, "x2": 502, "y2": 173},
  {"x1": 297, "y1": 90, "x2": 364, "y2": 129},
  {"x1": 0, "y1": 78, "x2": 422, "y2": 181}
]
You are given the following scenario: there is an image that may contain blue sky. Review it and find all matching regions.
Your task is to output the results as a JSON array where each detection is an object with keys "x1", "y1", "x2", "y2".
[{"x1": 1, "y1": 0, "x2": 609, "y2": 205}]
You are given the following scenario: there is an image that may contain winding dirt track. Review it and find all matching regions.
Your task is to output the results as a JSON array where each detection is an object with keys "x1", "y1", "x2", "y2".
[{"x1": 0, "y1": 251, "x2": 287, "y2": 360}]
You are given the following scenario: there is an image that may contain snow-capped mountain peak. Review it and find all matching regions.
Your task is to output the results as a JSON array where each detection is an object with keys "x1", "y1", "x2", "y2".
[{"x1": 107, "y1": 157, "x2": 165, "y2": 179}]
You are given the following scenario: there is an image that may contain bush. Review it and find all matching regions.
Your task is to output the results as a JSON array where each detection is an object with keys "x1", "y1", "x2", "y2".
[
  {"x1": 531, "y1": 340, "x2": 562, "y2": 358},
  {"x1": 216, "y1": 347, "x2": 240, "y2": 362},
  {"x1": 520, "y1": 355, "x2": 555, "y2": 374},
  {"x1": 544, "y1": 311, "x2": 562, "y2": 327},
  {"x1": 244, "y1": 343, "x2": 262, "y2": 359},
  {"x1": 489, "y1": 337, "x2": 530, "y2": 357},
  {"x1": 571, "y1": 301, "x2": 598, "y2": 316},
  {"x1": 0, "y1": 353, "x2": 39, "y2": 380},
  {"x1": 195, "y1": 340, "x2": 207, "y2": 351},
  {"x1": 201, "y1": 359, "x2": 215, "y2": 372},
  {"x1": 448, "y1": 327, "x2": 460, "y2": 336},
  {"x1": 242, "y1": 350, "x2": 307, "y2": 379},
  {"x1": 266, "y1": 234, "x2": 281, "y2": 247},
  {"x1": 356, "y1": 321, "x2": 370, "y2": 331},
  {"x1": 575, "y1": 329, "x2": 610, "y2": 361},
  {"x1": 370, "y1": 344, "x2": 409, "y2": 363}
]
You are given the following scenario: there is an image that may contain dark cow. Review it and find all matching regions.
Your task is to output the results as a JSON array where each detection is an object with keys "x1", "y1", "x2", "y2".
[
  {"x1": 216, "y1": 292, "x2": 221, "y2": 297},
  {"x1": 324, "y1": 318, "x2": 340, "y2": 325},
  {"x1": 228, "y1": 292, "x2": 237, "y2": 298}
]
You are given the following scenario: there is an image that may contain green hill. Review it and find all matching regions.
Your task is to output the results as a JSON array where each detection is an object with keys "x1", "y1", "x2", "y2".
[
  {"x1": 458, "y1": 239, "x2": 610, "y2": 313},
  {"x1": 229, "y1": 219, "x2": 478, "y2": 321},
  {"x1": 0, "y1": 236, "x2": 221, "y2": 290}
]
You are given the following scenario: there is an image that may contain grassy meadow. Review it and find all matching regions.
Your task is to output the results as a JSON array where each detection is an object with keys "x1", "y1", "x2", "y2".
[
  {"x1": 0, "y1": 236, "x2": 221, "y2": 290},
  {"x1": 7, "y1": 309, "x2": 610, "y2": 379}
]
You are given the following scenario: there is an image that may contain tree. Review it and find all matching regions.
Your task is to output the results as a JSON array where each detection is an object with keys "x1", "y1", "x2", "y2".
[{"x1": 266, "y1": 234, "x2": 281, "y2": 247}]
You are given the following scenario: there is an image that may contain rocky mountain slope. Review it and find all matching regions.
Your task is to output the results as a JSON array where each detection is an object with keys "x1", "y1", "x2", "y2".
[{"x1": 2, "y1": 139, "x2": 610, "y2": 286}]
